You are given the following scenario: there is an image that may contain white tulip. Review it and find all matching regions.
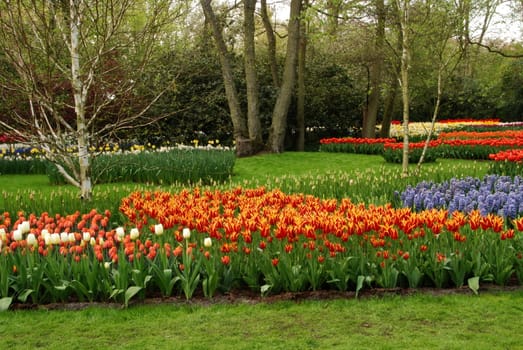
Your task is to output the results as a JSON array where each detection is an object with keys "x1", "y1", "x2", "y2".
[
  {"x1": 19, "y1": 221, "x2": 30, "y2": 234},
  {"x1": 130, "y1": 228, "x2": 140, "y2": 240},
  {"x1": 0, "y1": 228, "x2": 6, "y2": 241},
  {"x1": 204, "y1": 237, "x2": 212, "y2": 248},
  {"x1": 104, "y1": 262, "x2": 111, "y2": 270},
  {"x1": 182, "y1": 227, "x2": 191, "y2": 240},
  {"x1": 27, "y1": 233, "x2": 37, "y2": 246},
  {"x1": 43, "y1": 231, "x2": 51, "y2": 246},
  {"x1": 60, "y1": 232, "x2": 69, "y2": 243},
  {"x1": 13, "y1": 229, "x2": 22, "y2": 241},
  {"x1": 154, "y1": 224, "x2": 164, "y2": 236},
  {"x1": 116, "y1": 227, "x2": 125, "y2": 241},
  {"x1": 90, "y1": 237, "x2": 96, "y2": 246},
  {"x1": 82, "y1": 231, "x2": 91, "y2": 242},
  {"x1": 68, "y1": 233, "x2": 76, "y2": 243},
  {"x1": 51, "y1": 233, "x2": 61, "y2": 245}
]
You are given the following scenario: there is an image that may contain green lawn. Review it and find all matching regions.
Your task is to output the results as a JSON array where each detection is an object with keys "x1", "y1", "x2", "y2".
[{"x1": 1, "y1": 291, "x2": 522, "y2": 349}]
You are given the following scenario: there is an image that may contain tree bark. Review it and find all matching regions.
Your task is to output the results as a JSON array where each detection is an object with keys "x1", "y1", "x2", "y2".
[
  {"x1": 260, "y1": 0, "x2": 279, "y2": 88},
  {"x1": 268, "y1": 0, "x2": 302, "y2": 153},
  {"x1": 362, "y1": 0, "x2": 385, "y2": 139},
  {"x1": 295, "y1": 10, "x2": 307, "y2": 151},
  {"x1": 200, "y1": 0, "x2": 249, "y2": 152},
  {"x1": 70, "y1": 0, "x2": 93, "y2": 200},
  {"x1": 379, "y1": 77, "x2": 398, "y2": 138},
  {"x1": 396, "y1": 0, "x2": 410, "y2": 177},
  {"x1": 243, "y1": 0, "x2": 263, "y2": 152}
]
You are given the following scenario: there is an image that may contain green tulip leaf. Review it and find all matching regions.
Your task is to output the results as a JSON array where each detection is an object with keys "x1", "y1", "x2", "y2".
[{"x1": 0, "y1": 297, "x2": 12, "y2": 311}]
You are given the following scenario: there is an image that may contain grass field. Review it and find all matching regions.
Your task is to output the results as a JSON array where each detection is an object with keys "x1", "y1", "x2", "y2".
[{"x1": 0, "y1": 152, "x2": 519, "y2": 350}]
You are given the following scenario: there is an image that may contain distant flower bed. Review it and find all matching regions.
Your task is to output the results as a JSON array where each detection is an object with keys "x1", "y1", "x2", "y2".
[
  {"x1": 320, "y1": 119, "x2": 523, "y2": 164},
  {"x1": 489, "y1": 149, "x2": 523, "y2": 177},
  {"x1": 386, "y1": 119, "x2": 502, "y2": 138},
  {"x1": 382, "y1": 140, "x2": 440, "y2": 163},
  {"x1": 489, "y1": 149, "x2": 523, "y2": 163},
  {"x1": 398, "y1": 175, "x2": 523, "y2": 219}
]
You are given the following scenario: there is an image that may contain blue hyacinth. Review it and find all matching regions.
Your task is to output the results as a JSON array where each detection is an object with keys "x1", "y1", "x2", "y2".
[{"x1": 399, "y1": 175, "x2": 523, "y2": 219}]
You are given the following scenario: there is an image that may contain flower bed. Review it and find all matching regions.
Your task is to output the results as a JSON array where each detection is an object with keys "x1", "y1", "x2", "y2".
[
  {"x1": 2, "y1": 187, "x2": 523, "y2": 308},
  {"x1": 382, "y1": 140, "x2": 440, "y2": 163},
  {"x1": 320, "y1": 120, "x2": 523, "y2": 162},
  {"x1": 398, "y1": 175, "x2": 523, "y2": 219},
  {"x1": 489, "y1": 149, "x2": 523, "y2": 177}
]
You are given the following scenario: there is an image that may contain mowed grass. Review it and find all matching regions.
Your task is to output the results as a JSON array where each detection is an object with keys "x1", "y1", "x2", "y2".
[
  {"x1": 1, "y1": 291, "x2": 522, "y2": 349},
  {"x1": 0, "y1": 152, "x2": 514, "y2": 349}
]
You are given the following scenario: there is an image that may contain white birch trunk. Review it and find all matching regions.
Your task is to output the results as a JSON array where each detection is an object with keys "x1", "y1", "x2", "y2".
[
  {"x1": 70, "y1": 0, "x2": 92, "y2": 200},
  {"x1": 397, "y1": 0, "x2": 410, "y2": 177}
]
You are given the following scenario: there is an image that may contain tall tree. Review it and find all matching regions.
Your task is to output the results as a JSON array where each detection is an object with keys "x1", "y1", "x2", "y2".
[
  {"x1": 0, "y1": 0, "x2": 175, "y2": 199},
  {"x1": 260, "y1": 0, "x2": 280, "y2": 87},
  {"x1": 362, "y1": 0, "x2": 386, "y2": 138},
  {"x1": 268, "y1": 0, "x2": 303, "y2": 152},
  {"x1": 243, "y1": 0, "x2": 263, "y2": 151},
  {"x1": 296, "y1": 6, "x2": 308, "y2": 151}
]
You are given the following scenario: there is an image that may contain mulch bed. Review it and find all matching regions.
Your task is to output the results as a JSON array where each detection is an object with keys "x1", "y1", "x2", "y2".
[{"x1": 9, "y1": 284, "x2": 523, "y2": 311}]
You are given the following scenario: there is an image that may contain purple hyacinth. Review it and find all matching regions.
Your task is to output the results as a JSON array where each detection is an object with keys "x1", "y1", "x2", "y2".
[{"x1": 399, "y1": 175, "x2": 523, "y2": 219}]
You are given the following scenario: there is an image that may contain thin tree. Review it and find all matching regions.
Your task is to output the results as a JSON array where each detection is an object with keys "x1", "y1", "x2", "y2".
[{"x1": 395, "y1": 0, "x2": 411, "y2": 177}]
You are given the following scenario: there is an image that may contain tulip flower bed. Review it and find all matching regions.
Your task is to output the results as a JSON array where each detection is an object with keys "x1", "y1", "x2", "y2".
[
  {"x1": 382, "y1": 140, "x2": 440, "y2": 163},
  {"x1": 489, "y1": 149, "x2": 523, "y2": 177},
  {"x1": 398, "y1": 175, "x2": 523, "y2": 219},
  {"x1": 386, "y1": 118, "x2": 502, "y2": 139},
  {"x1": 2, "y1": 186, "x2": 523, "y2": 309},
  {"x1": 320, "y1": 120, "x2": 523, "y2": 163}
]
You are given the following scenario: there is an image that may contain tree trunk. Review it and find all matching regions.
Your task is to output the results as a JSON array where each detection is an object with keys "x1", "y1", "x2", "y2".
[
  {"x1": 70, "y1": 0, "x2": 92, "y2": 200},
  {"x1": 397, "y1": 0, "x2": 410, "y2": 177},
  {"x1": 379, "y1": 77, "x2": 398, "y2": 138},
  {"x1": 362, "y1": 0, "x2": 385, "y2": 139},
  {"x1": 295, "y1": 12, "x2": 307, "y2": 151},
  {"x1": 260, "y1": 0, "x2": 279, "y2": 88},
  {"x1": 268, "y1": 0, "x2": 302, "y2": 153},
  {"x1": 243, "y1": 0, "x2": 263, "y2": 152},
  {"x1": 200, "y1": 0, "x2": 249, "y2": 154}
]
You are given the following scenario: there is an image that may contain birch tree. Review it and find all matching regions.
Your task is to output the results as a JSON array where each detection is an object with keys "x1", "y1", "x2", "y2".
[
  {"x1": 395, "y1": 0, "x2": 411, "y2": 177},
  {"x1": 0, "y1": 0, "x2": 176, "y2": 200}
]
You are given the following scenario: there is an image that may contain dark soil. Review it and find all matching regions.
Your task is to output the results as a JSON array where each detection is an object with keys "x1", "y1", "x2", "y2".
[{"x1": 11, "y1": 284, "x2": 523, "y2": 311}]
